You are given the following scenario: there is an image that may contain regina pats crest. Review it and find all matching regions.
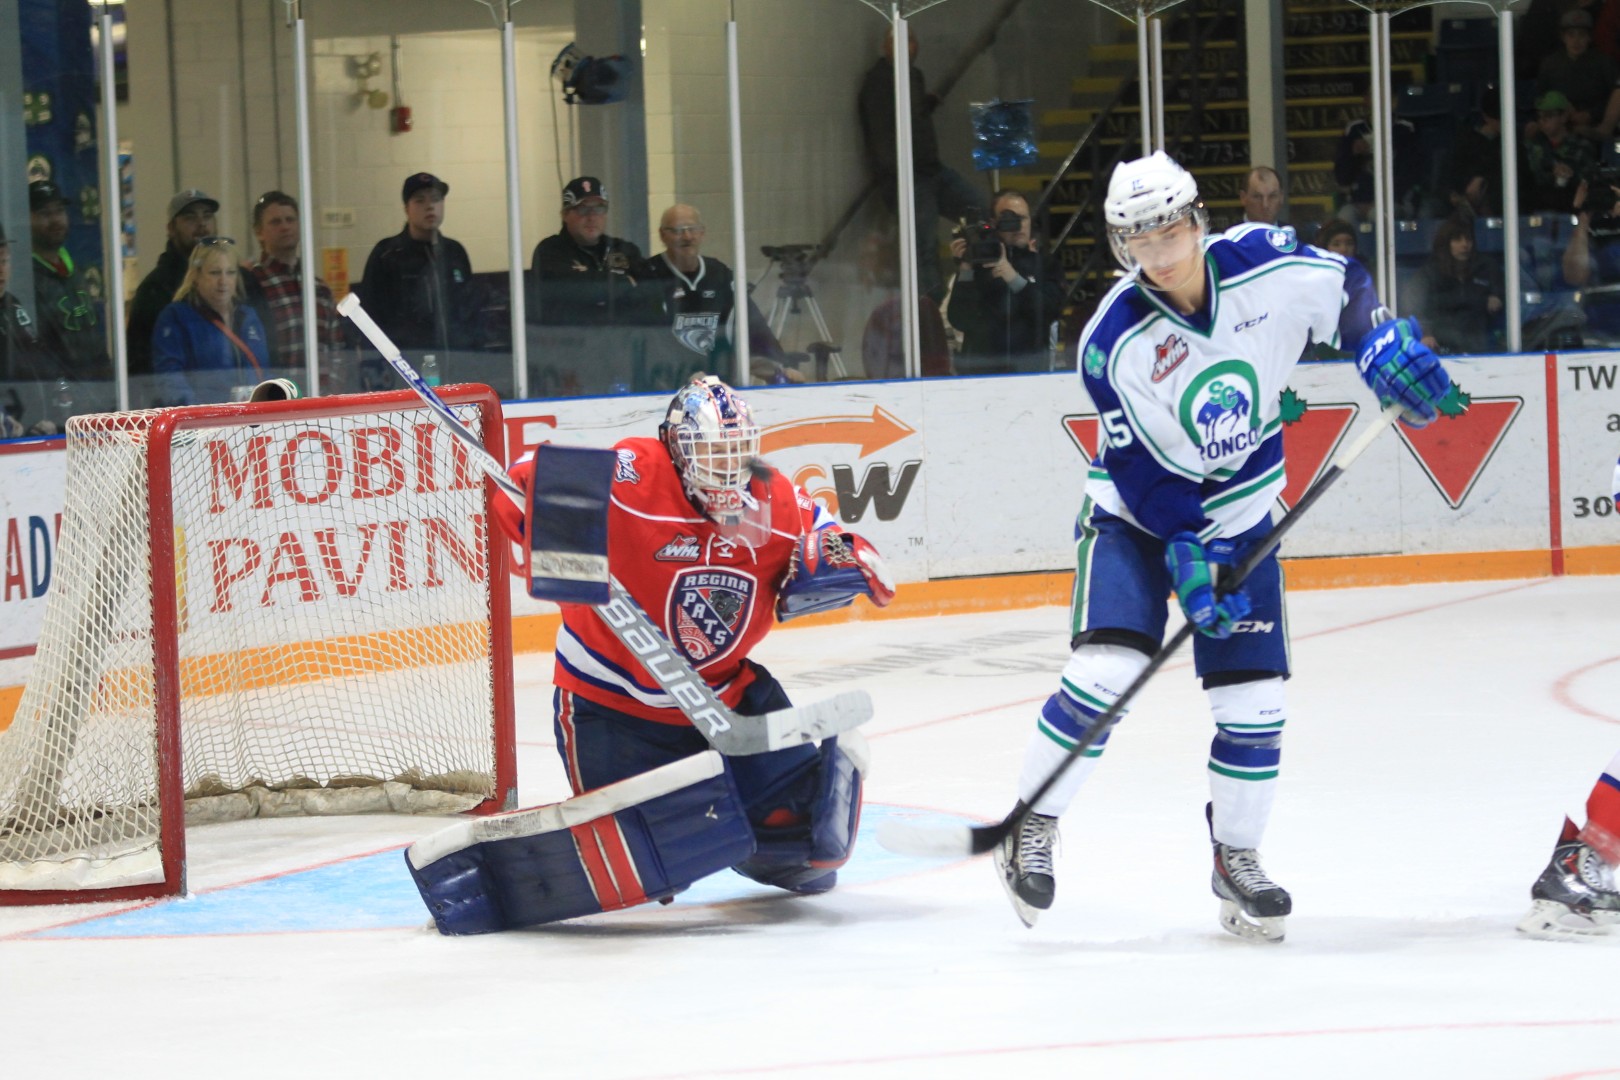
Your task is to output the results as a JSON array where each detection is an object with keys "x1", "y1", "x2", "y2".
[{"x1": 668, "y1": 568, "x2": 755, "y2": 663}]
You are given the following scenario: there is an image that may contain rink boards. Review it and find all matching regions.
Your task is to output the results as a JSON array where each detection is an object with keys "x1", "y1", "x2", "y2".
[{"x1": 4, "y1": 353, "x2": 1619, "y2": 715}]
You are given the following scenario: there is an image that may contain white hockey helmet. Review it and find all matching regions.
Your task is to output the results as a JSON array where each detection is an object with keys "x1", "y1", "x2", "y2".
[
  {"x1": 1104, "y1": 150, "x2": 1207, "y2": 273},
  {"x1": 659, "y1": 373, "x2": 762, "y2": 524}
]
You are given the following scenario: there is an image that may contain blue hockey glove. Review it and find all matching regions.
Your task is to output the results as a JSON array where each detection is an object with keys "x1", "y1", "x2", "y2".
[
  {"x1": 1165, "y1": 533, "x2": 1250, "y2": 640},
  {"x1": 1355, "y1": 317, "x2": 1451, "y2": 427}
]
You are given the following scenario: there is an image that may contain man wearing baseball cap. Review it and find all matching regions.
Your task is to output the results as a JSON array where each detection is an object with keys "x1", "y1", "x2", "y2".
[
  {"x1": 528, "y1": 176, "x2": 645, "y2": 329},
  {"x1": 28, "y1": 179, "x2": 111, "y2": 383},
  {"x1": 356, "y1": 171, "x2": 481, "y2": 360},
  {"x1": 1524, "y1": 89, "x2": 1599, "y2": 213},
  {"x1": 1536, "y1": 7, "x2": 1618, "y2": 135},
  {"x1": 1, "y1": 222, "x2": 68, "y2": 436},
  {"x1": 126, "y1": 188, "x2": 221, "y2": 377}
]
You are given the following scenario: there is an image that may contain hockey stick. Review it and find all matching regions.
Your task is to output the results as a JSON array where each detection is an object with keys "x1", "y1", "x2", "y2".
[
  {"x1": 336, "y1": 293, "x2": 872, "y2": 757},
  {"x1": 877, "y1": 401, "x2": 1406, "y2": 858}
]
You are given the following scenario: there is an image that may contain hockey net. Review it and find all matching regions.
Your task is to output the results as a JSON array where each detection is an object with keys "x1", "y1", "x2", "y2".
[{"x1": 0, "y1": 387, "x2": 516, "y2": 904}]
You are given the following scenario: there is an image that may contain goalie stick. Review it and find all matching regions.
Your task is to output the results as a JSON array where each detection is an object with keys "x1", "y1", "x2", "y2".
[
  {"x1": 877, "y1": 401, "x2": 1407, "y2": 858},
  {"x1": 336, "y1": 294, "x2": 872, "y2": 757}
]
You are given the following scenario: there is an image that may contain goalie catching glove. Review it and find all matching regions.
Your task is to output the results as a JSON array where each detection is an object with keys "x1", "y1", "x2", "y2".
[
  {"x1": 1165, "y1": 533, "x2": 1250, "y2": 639},
  {"x1": 777, "y1": 528, "x2": 896, "y2": 621},
  {"x1": 1355, "y1": 317, "x2": 1450, "y2": 427}
]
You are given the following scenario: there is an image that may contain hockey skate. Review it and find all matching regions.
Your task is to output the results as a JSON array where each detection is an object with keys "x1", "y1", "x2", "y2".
[
  {"x1": 994, "y1": 802, "x2": 1058, "y2": 928},
  {"x1": 1517, "y1": 826, "x2": 1620, "y2": 941},
  {"x1": 1207, "y1": 805, "x2": 1290, "y2": 942}
]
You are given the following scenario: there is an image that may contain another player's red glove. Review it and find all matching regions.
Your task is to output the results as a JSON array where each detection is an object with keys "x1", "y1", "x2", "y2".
[
  {"x1": 776, "y1": 529, "x2": 896, "y2": 621},
  {"x1": 491, "y1": 454, "x2": 534, "y2": 545}
]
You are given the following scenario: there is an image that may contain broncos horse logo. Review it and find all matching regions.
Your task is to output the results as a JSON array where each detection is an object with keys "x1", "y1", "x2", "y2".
[{"x1": 1196, "y1": 379, "x2": 1251, "y2": 441}]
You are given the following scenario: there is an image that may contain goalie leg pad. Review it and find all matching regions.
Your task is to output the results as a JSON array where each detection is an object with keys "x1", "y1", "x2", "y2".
[
  {"x1": 528, "y1": 443, "x2": 616, "y2": 605},
  {"x1": 406, "y1": 751, "x2": 755, "y2": 934},
  {"x1": 733, "y1": 731, "x2": 869, "y2": 895}
]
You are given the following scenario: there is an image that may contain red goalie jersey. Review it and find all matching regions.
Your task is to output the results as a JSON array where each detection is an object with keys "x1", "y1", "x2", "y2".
[{"x1": 552, "y1": 435, "x2": 832, "y2": 725}]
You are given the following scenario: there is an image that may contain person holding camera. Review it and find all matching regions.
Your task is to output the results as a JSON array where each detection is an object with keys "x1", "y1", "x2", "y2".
[
  {"x1": 944, "y1": 191, "x2": 1062, "y2": 375},
  {"x1": 1561, "y1": 176, "x2": 1620, "y2": 344}
]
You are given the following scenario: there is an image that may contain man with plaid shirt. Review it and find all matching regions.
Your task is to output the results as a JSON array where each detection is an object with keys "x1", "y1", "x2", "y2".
[{"x1": 245, "y1": 191, "x2": 344, "y2": 376}]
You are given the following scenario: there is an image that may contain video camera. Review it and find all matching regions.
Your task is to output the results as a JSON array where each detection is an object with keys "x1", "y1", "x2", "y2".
[
  {"x1": 761, "y1": 244, "x2": 821, "y2": 284},
  {"x1": 1588, "y1": 166, "x2": 1620, "y2": 238},
  {"x1": 954, "y1": 209, "x2": 1025, "y2": 266}
]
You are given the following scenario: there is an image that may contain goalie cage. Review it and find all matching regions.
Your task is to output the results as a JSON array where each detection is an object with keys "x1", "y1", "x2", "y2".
[{"x1": 0, "y1": 386, "x2": 518, "y2": 905}]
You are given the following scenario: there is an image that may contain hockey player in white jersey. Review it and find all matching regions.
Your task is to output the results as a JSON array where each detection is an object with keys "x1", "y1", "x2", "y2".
[{"x1": 994, "y1": 152, "x2": 1451, "y2": 939}]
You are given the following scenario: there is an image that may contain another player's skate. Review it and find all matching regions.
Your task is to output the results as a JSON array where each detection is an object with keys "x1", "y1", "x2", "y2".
[
  {"x1": 1517, "y1": 821, "x2": 1620, "y2": 941},
  {"x1": 994, "y1": 802, "x2": 1058, "y2": 928},
  {"x1": 1207, "y1": 805, "x2": 1290, "y2": 942}
]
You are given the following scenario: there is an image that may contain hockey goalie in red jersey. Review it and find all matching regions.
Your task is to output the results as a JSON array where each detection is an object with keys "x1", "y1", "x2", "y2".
[{"x1": 412, "y1": 374, "x2": 895, "y2": 932}]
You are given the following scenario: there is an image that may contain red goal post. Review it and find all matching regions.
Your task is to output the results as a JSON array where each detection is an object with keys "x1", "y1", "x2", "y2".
[{"x1": 0, "y1": 386, "x2": 517, "y2": 906}]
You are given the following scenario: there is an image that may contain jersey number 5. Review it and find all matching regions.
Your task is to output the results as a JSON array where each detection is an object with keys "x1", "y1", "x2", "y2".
[{"x1": 1102, "y1": 409, "x2": 1134, "y2": 448}]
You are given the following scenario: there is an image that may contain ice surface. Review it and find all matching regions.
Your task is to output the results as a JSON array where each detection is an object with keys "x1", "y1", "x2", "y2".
[{"x1": 4, "y1": 576, "x2": 1618, "y2": 1077}]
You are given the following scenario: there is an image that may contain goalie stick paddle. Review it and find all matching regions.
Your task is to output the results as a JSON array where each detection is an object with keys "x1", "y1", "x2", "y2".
[
  {"x1": 336, "y1": 293, "x2": 873, "y2": 756},
  {"x1": 876, "y1": 401, "x2": 1407, "y2": 859}
]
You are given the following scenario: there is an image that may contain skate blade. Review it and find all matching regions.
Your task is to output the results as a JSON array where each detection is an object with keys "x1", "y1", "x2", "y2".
[
  {"x1": 1516, "y1": 899, "x2": 1618, "y2": 941},
  {"x1": 992, "y1": 847, "x2": 1043, "y2": 929},
  {"x1": 1219, "y1": 900, "x2": 1286, "y2": 943}
]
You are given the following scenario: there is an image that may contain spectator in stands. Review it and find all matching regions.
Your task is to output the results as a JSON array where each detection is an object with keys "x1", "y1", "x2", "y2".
[
  {"x1": 529, "y1": 176, "x2": 644, "y2": 329},
  {"x1": 1238, "y1": 166, "x2": 1286, "y2": 227},
  {"x1": 1313, "y1": 220, "x2": 1362, "y2": 264},
  {"x1": 1522, "y1": 91, "x2": 1600, "y2": 213},
  {"x1": 127, "y1": 189, "x2": 219, "y2": 378},
  {"x1": 944, "y1": 189, "x2": 1062, "y2": 374},
  {"x1": 1332, "y1": 112, "x2": 1424, "y2": 222},
  {"x1": 27, "y1": 180, "x2": 110, "y2": 384},
  {"x1": 1535, "y1": 8, "x2": 1620, "y2": 136},
  {"x1": 151, "y1": 237, "x2": 271, "y2": 406},
  {"x1": 245, "y1": 191, "x2": 344, "y2": 377},
  {"x1": 637, "y1": 203, "x2": 801, "y2": 387},
  {"x1": 1409, "y1": 216, "x2": 1504, "y2": 355},
  {"x1": 358, "y1": 173, "x2": 481, "y2": 363},
  {"x1": 0, "y1": 222, "x2": 68, "y2": 436},
  {"x1": 858, "y1": 28, "x2": 987, "y2": 300},
  {"x1": 1445, "y1": 85, "x2": 1505, "y2": 219},
  {"x1": 1561, "y1": 177, "x2": 1620, "y2": 345},
  {"x1": 857, "y1": 224, "x2": 952, "y2": 379},
  {"x1": 1518, "y1": 0, "x2": 1586, "y2": 80}
]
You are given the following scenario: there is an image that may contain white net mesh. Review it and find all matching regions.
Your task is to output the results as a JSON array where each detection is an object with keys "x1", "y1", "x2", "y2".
[{"x1": 0, "y1": 393, "x2": 507, "y2": 896}]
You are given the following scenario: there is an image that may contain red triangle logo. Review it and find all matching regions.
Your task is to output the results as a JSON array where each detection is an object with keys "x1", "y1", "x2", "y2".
[
  {"x1": 1062, "y1": 415, "x2": 1101, "y2": 461},
  {"x1": 1278, "y1": 402, "x2": 1359, "y2": 511},
  {"x1": 1396, "y1": 396, "x2": 1522, "y2": 508}
]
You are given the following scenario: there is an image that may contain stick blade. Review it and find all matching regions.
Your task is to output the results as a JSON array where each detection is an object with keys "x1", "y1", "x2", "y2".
[
  {"x1": 875, "y1": 817, "x2": 1007, "y2": 859},
  {"x1": 709, "y1": 690, "x2": 874, "y2": 756}
]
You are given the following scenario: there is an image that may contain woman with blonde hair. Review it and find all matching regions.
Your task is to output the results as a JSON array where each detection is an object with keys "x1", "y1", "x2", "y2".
[{"x1": 151, "y1": 237, "x2": 270, "y2": 405}]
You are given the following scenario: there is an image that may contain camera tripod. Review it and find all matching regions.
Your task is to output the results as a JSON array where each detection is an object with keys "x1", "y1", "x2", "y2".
[{"x1": 758, "y1": 245, "x2": 846, "y2": 380}]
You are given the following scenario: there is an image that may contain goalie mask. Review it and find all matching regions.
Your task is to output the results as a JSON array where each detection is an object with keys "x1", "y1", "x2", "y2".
[
  {"x1": 1105, "y1": 150, "x2": 1208, "y2": 285},
  {"x1": 660, "y1": 374, "x2": 762, "y2": 526}
]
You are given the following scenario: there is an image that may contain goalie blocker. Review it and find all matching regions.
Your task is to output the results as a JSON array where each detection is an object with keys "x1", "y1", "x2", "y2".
[{"x1": 407, "y1": 735, "x2": 867, "y2": 933}]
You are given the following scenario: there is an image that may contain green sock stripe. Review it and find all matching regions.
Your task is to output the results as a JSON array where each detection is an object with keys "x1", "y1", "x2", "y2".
[{"x1": 1208, "y1": 762, "x2": 1279, "y2": 781}]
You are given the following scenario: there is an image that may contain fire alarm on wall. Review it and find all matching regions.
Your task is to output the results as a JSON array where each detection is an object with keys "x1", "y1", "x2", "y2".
[{"x1": 391, "y1": 105, "x2": 412, "y2": 134}]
